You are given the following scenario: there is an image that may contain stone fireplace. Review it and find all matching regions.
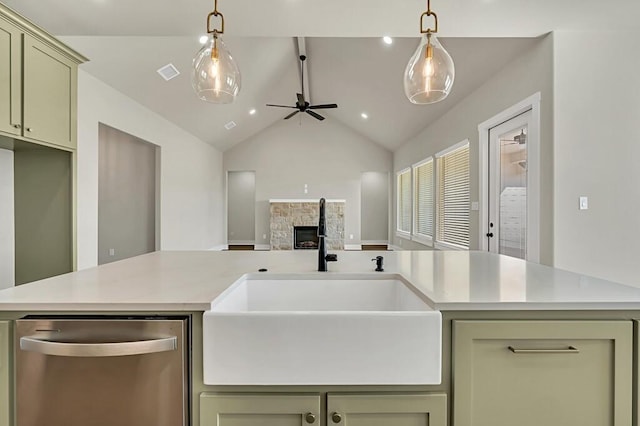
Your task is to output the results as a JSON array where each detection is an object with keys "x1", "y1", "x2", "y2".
[{"x1": 269, "y1": 199, "x2": 344, "y2": 250}]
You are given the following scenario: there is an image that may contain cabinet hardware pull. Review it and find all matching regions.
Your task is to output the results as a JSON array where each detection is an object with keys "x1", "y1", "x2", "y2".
[
  {"x1": 304, "y1": 413, "x2": 316, "y2": 424},
  {"x1": 508, "y1": 345, "x2": 579, "y2": 354},
  {"x1": 20, "y1": 335, "x2": 177, "y2": 357},
  {"x1": 331, "y1": 412, "x2": 342, "y2": 423},
  {"x1": 26, "y1": 127, "x2": 33, "y2": 132},
  {"x1": 12, "y1": 124, "x2": 21, "y2": 129}
]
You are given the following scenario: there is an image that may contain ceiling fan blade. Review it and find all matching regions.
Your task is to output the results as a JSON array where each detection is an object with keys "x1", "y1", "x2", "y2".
[
  {"x1": 296, "y1": 93, "x2": 305, "y2": 106},
  {"x1": 309, "y1": 104, "x2": 338, "y2": 109},
  {"x1": 266, "y1": 104, "x2": 297, "y2": 108},
  {"x1": 306, "y1": 110, "x2": 325, "y2": 121},
  {"x1": 284, "y1": 110, "x2": 300, "y2": 120}
]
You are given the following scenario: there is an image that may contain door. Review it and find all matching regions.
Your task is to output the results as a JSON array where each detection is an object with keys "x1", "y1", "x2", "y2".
[
  {"x1": 327, "y1": 393, "x2": 447, "y2": 426},
  {"x1": 200, "y1": 394, "x2": 321, "y2": 426},
  {"x1": 487, "y1": 110, "x2": 532, "y2": 260},
  {"x1": 0, "y1": 17, "x2": 21, "y2": 137},
  {"x1": 22, "y1": 34, "x2": 76, "y2": 149},
  {"x1": 0, "y1": 321, "x2": 9, "y2": 426}
]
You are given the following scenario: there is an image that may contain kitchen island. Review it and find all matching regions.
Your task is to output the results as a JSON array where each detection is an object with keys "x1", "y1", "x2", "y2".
[{"x1": 1, "y1": 250, "x2": 639, "y2": 426}]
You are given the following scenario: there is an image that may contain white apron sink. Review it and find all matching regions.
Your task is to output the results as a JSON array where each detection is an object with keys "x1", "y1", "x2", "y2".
[{"x1": 202, "y1": 273, "x2": 442, "y2": 385}]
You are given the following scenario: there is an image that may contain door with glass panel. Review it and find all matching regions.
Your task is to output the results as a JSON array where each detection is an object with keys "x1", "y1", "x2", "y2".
[{"x1": 487, "y1": 110, "x2": 531, "y2": 260}]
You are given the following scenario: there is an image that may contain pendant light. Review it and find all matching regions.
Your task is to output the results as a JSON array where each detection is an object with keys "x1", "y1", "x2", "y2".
[
  {"x1": 192, "y1": 0, "x2": 241, "y2": 103},
  {"x1": 404, "y1": 0, "x2": 454, "y2": 104}
]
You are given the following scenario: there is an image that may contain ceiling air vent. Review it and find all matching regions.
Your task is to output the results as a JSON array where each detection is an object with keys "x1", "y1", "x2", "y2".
[
  {"x1": 224, "y1": 121, "x2": 237, "y2": 130},
  {"x1": 157, "y1": 63, "x2": 180, "y2": 81}
]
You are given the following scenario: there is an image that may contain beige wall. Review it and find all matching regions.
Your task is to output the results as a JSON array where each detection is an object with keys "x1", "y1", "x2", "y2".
[
  {"x1": 393, "y1": 34, "x2": 554, "y2": 261},
  {"x1": 224, "y1": 118, "x2": 392, "y2": 247},
  {"x1": 76, "y1": 71, "x2": 225, "y2": 269},
  {"x1": 553, "y1": 31, "x2": 640, "y2": 287}
]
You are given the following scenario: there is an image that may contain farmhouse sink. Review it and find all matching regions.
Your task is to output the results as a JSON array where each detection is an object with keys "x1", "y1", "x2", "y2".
[{"x1": 202, "y1": 273, "x2": 442, "y2": 385}]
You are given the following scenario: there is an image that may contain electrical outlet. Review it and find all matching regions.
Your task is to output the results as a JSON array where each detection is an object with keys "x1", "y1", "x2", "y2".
[
  {"x1": 263, "y1": 234, "x2": 267, "y2": 240},
  {"x1": 349, "y1": 234, "x2": 354, "y2": 240},
  {"x1": 109, "y1": 248, "x2": 115, "y2": 256}
]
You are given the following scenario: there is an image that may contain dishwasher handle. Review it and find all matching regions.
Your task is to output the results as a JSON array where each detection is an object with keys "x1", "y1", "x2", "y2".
[{"x1": 20, "y1": 335, "x2": 177, "y2": 357}]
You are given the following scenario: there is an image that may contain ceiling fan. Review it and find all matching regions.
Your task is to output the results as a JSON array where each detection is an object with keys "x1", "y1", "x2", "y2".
[
  {"x1": 501, "y1": 130, "x2": 527, "y2": 145},
  {"x1": 266, "y1": 55, "x2": 338, "y2": 121}
]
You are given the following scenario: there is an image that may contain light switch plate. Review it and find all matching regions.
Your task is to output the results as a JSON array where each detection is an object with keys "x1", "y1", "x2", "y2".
[
  {"x1": 579, "y1": 196, "x2": 588, "y2": 210},
  {"x1": 471, "y1": 201, "x2": 479, "y2": 211}
]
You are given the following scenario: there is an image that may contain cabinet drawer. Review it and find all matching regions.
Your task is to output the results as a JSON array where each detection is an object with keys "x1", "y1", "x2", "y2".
[
  {"x1": 453, "y1": 320, "x2": 632, "y2": 426},
  {"x1": 200, "y1": 393, "x2": 321, "y2": 426}
]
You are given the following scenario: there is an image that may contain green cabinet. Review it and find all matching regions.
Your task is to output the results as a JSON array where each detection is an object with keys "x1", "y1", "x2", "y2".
[
  {"x1": 200, "y1": 393, "x2": 447, "y2": 426},
  {"x1": 327, "y1": 393, "x2": 447, "y2": 426},
  {"x1": 200, "y1": 393, "x2": 321, "y2": 426},
  {"x1": 0, "y1": 4, "x2": 85, "y2": 150},
  {"x1": 22, "y1": 35, "x2": 78, "y2": 149},
  {"x1": 452, "y1": 320, "x2": 632, "y2": 426},
  {"x1": 0, "y1": 16, "x2": 22, "y2": 138},
  {"x1": 0, "y1": 321, "x2": 10, "y2": 426}
]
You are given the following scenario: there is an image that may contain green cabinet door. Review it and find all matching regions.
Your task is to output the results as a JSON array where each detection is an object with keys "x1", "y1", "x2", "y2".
[
  {"x1": 453, "y1": 320, "x2": 632, "y2": 426},
  {"x1": 327, "y1": 393, "x2": 447, "y2": 426},
  {"x1": 0, "y1": 17, "x2": 21, "y2": 137},
  {"x1": 200, "y1": 393, "x2": 321, "y2": 426},
  {"x1": 0, "y1": 321, "x2": 10, "y2": 426},
  {"x1": 22, "y1": 34, "x2": 77, "y2": 150}
]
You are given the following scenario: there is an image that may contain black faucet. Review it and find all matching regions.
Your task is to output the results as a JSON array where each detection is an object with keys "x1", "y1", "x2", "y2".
[{"x1": 318, "y1": 198, "x2": 338, "y2": 271}]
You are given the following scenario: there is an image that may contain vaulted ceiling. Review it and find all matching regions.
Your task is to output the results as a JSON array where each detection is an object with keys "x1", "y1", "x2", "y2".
[{"x1": 3, "y1": 0, "x2": 639, "y2": 152}]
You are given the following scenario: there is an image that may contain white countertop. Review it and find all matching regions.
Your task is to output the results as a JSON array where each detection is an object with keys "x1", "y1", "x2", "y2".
[{"x1": 1, "y1": 250, "x2": 640, "y2": 311}]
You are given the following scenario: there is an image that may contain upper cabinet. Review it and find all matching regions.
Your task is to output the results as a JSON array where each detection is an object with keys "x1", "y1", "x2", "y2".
[{"x1": 0, "y1": 4, "x2": 86, "y2": 150}]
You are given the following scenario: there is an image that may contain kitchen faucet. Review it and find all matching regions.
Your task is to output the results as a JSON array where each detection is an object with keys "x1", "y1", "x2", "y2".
[{"x1": 318, "y1": 198, "x2": 338, "y2": 271}]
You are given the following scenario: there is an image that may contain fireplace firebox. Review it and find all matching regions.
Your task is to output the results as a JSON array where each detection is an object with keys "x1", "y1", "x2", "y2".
[{"x1": 294, "y1": 226, "x2": 319, "y2": 250}]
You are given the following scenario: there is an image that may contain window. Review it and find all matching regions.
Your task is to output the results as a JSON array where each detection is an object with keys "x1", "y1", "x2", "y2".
[
  {"x1": 413, "y1": 158, "x2": 434, "y2": 244},
  {"x1": 436, "y1": 141, "x2": 470, "y2": 249},
  {"x1": 396, "y1": 168, "x2": 411, "y2": 236}
]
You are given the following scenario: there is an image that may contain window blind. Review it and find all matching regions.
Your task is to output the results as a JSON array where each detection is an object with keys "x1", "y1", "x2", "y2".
[
  {"x1": 437, "y1": 144, "x2": 470, "y2": 248},
  {"x1": 414, "y1": 159, "x2": 434, "y2": 240},
  {"x1": 397, "y1": 170, "x2": 411, "y2": 233}
]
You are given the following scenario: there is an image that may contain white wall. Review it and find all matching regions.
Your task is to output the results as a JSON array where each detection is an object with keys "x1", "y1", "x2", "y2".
[
  {"x1": 77, "y1": 70, "x2": 225, "y2": 269},
  {"x1": 224, "y1": 118, "x2": 392, "y2": 246},
  {"x1": 0, "y1": 149, "x2": 14, "y2": 289},
  {"x1": 393, "y1": 34, "x2": 554, "y2": 262},
  {"x1": 553, "y1": 31, "x2": 640, "y2": 287}
]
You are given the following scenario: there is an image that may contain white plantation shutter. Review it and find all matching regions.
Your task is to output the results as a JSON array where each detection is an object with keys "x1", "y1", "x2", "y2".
[
  {"x1": 437, "y1": 142, "x2": 470, "y2": 249},
  {"x1": 414, "y1": 159, "x2": 434, "y2": 240},
  {"x1": 397, "y1": 169, "x2": 411, "y2": 233}
]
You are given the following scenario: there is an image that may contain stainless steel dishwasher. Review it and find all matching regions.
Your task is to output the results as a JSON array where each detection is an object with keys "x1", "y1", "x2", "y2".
[{"x1": 15, "y1": 316, "x2": 189, "y2": 426}]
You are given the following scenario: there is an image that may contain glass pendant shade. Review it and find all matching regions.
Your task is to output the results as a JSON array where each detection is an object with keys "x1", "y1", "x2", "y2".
[
  {"x1": 192, "y1": 34, "x2": 241, "y2": 104},
  {"x1": 404, "y1": 33, "x2": 455, "y2": 105}
]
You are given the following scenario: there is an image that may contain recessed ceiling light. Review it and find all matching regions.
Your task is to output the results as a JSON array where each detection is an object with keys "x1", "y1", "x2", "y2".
[
  {"x1": 249, "y1": 109, "x2": 257, "y2": 115},
  {"x1": 361, "y1": 113, "x2": 369, "y2": 119},
  {"x1": 383, "y1": 36, "x2": 393, "y2": 45},
  {"x1": 199, "y1": 35, "x2": 208, "y2": 44},
  {"x1": 156, "y1": 63, "x2": 180, "y2": 81},
  {"x1": 224, "y1": 121, "x2": 237, "y2": 130}
]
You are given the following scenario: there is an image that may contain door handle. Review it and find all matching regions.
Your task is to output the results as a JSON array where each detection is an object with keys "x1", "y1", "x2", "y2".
[
  {"x1": 486, "y1": 232, "x2": 494, "y2": 238},
  {"x1": 20, "y1": 335, "x2": 177, "y2": 357}
]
